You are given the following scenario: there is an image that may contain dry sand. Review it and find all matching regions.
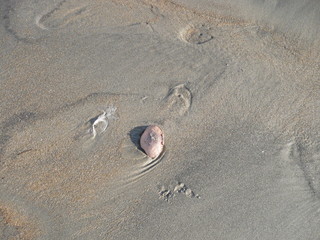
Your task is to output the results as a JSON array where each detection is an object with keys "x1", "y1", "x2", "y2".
[{"x1": 1, "y1": 0, "x2": 320, "y2": 239}]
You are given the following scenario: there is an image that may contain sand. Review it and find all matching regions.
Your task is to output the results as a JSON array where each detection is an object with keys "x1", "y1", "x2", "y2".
[{"x1": 1, "y1": 0, "x2": 320, "y2": 239}]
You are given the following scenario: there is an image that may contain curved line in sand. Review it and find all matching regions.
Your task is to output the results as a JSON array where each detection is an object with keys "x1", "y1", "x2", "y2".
[{"x1": 35, "y1": 15, "x2": 49, "y2": 30}]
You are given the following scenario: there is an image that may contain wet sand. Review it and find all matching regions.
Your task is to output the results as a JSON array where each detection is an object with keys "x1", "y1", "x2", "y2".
[{"x1": 1, "y1": 0, "x2": 320, "y2": 239}]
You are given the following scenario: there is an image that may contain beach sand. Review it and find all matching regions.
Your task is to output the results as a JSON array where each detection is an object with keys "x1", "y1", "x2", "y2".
[{"x1": 1, "y1": 0, "x2": 320, "y2": 239}]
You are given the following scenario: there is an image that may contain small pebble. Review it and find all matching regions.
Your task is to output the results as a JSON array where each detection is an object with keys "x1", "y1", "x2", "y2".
[{"x1": 140, "y1": 125, "x2": 164, "y2": 159}]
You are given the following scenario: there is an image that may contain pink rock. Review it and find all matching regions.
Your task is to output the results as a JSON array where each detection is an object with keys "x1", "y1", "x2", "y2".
[{"x1": 140, "y1": 125, "x2": 164, "y2": 159}]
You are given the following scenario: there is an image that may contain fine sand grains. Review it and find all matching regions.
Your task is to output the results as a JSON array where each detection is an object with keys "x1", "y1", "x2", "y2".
[
  {"x1": 0, "y1": 206, "x2": 40, "y2": 240},
  {"x1": 1, "y1": 0, "x2": 320, "y2": 239}
]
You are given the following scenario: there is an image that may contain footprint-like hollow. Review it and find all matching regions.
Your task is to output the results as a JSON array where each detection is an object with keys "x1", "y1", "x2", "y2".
[
  {"x1": 179, "y1": 25, "x2": 213, "y2": 44},
  {"x1": 162, "y1": 84, "x2": 192, "y2": 117}
]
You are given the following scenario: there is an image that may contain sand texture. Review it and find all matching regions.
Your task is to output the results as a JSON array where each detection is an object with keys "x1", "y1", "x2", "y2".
[{"x1": 1, "y1": 0, "x2": 320, "y2": 239}]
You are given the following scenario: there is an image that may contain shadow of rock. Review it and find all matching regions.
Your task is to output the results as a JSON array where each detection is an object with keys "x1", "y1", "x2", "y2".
[{"x1": 129, "y1": 126, "x2": 148, "y2": 152}]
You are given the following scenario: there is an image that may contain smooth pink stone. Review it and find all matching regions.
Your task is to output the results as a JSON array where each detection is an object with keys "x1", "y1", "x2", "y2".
[{"x1": 140, "y1": 125, "x2": 164, "y2": 159}]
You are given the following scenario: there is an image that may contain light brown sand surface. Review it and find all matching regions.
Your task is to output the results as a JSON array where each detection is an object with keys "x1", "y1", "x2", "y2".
[{"x1": 1, "y1": 0, "x2": 320, "y2": 239}]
